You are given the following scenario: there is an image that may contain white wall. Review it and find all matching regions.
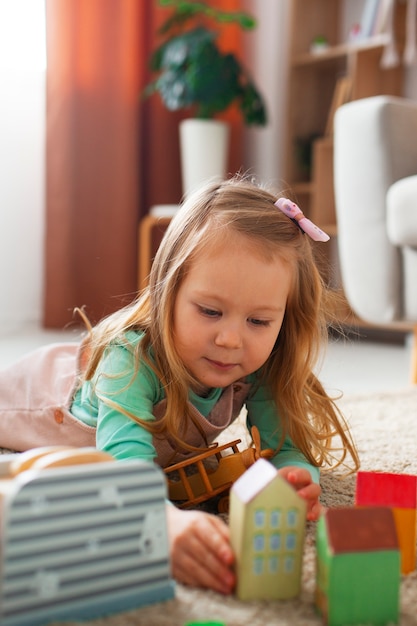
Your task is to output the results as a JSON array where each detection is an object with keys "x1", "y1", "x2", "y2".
[
  {"x1": 242, "y1": 0, "x2": 290, "y2": 188},
  {"x1": 0, "y1": 0, "x2": 46, "y2": 330},
  {"x1": 0, "y1": 70, "x2": 45, "y2": 330}
]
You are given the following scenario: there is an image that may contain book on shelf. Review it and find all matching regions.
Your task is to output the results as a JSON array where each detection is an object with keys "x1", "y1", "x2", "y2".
[
  {"x1": 359, "y1": 0, "x2": 392, "y2": 39},
  {"x1": 372, "y1": 0, "x2": 392, "y2": 36}
]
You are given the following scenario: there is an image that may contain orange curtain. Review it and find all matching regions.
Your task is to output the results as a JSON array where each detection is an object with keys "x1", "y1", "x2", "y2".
[{"x1": 44, "y1": 0, "x2": 243, "y2": 328}]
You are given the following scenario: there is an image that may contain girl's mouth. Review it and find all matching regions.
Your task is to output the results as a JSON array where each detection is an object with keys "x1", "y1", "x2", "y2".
[{"x1": 206, "y1": 358, "x2": 237, "y2": 371}]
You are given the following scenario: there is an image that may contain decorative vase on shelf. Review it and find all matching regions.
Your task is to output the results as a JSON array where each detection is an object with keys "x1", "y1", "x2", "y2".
[{"x1": 179, "y1": 119, "x2": 229, "y2": 198}]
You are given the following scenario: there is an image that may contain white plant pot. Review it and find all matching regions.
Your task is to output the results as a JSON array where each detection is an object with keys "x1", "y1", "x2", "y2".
[{"x1": 179, "y1": 119, "x2": 229, "y2": 198}]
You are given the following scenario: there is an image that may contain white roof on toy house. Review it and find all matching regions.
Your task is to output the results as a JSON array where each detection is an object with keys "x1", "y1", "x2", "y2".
[{"x1": 232, "y1": 458, "x2": 304, "y2": 505}]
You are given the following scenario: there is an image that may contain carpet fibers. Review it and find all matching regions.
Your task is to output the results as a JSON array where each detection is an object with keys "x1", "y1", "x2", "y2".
[{"x1": 45, "y1": 388, "x2": 417, "y2": 625}]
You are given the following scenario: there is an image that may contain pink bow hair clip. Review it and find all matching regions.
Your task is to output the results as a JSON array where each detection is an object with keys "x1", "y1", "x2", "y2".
[{"x1": 274, "y1": 198, "x2": 330, "y2": 242}]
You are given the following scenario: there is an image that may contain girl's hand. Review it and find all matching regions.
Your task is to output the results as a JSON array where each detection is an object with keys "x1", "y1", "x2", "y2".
[
  {"x1": 166, "y1": 505, "x2": 235, "y2": 594},
  {"x1": 277, "y1": 466, "x2": 322, "y2": 521}
]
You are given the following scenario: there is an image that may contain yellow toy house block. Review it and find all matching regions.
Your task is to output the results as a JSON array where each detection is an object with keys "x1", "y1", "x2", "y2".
[
  {"x1": 229, "y1": 458, "x2": 307, "y2": 601},
  {"x1": 355, "y1": 471, "x2": 417, "y2": 574}
]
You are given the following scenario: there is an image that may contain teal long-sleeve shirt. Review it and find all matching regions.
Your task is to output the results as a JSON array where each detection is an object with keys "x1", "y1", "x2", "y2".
[{"x1": 71, "y1": 330, "x2": 319, "y2": 483}]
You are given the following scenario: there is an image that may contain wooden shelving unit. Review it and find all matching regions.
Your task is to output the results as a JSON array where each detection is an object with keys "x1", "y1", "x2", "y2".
[
  {"x1": 284, "y1": 0, "x2": 406, "y2": 330},
  {"x1": 285, "y1": 0, "x2": 405, "y2": 232}
]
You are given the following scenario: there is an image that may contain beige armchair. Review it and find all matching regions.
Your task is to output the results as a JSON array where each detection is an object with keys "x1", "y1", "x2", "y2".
[{"x1": 333, "y1": 95, "x2": 417, "y2": 383}]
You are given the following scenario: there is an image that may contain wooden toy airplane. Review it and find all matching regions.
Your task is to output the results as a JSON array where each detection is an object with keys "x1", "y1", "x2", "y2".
[{"x1": 164, "y1": 426, "x2": 274, "y2": 511}]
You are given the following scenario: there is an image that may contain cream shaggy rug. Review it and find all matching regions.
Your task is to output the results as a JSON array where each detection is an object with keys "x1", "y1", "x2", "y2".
[{"x1": 43, "y1": 388, "x2": 417, "y2": 625}]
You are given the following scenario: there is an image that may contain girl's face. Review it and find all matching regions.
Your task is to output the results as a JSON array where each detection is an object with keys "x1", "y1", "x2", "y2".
[{"x1": 173, "y1": 233, "x2": 292, "y2": 394}]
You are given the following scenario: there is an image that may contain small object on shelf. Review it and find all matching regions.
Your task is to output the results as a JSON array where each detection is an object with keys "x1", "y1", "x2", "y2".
[
  {"x1": 310, "y1": 34, "x2": 329, "y2": 54},
  {"x1": 348, "y1": 22, "x2": 362, "y2": 43}
]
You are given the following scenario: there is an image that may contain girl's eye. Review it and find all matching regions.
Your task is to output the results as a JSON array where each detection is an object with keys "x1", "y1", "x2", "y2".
[
  {"x1": 249, "y1": 318, "x2": 271, "y2": 327},
  {"x1": 200, "y1": 307, "x2": 221, "y2": 318}
]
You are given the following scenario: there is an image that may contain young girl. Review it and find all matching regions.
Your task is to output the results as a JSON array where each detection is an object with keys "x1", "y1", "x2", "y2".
[{"x1": 0, "y1": 175, "x2": 359, "y2": 595}]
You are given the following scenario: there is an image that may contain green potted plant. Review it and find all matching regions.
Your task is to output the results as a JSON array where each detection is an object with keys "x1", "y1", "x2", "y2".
[{"x1": 144, "y1": 0, "x2": 267, "y2": 196}]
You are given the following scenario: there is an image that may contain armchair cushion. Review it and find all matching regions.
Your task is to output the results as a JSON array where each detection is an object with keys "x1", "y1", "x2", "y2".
[
  {"x1": 334, "y1": 96, "x2": 417, "y2": 324},
  {"x1": 387, "y1": 175, "x2": 417, "y2": 246}
]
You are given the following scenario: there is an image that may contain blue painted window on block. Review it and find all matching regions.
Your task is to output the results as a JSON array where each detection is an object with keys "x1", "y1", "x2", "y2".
[
  {"x1": 287, "y1": 509, "x2": 298, "y2": 527},
  {"x1": 253, "y1": 534, "x2": 265, "y2": 552},
  {"x1": 269, "y1": 532, "x2": 281, "y2": 551},
  {"x1": 285, "y1": 532, "x2": 297, "y2": 551},
  {"x1": 253, "y1": 556, "x2": 264, "y2": 575},
  {"x1": 270, "y1": 509, "x2": 281, "y2": 528},
  {"x1": 284, "y1": 555, "x2": 295, "y2": 573},
  {"x1": 269, "y1": 556, "x2": 279, "y2": 573},
  {"x1": 254, "y1": 509, "x2": 266, "y2": 528}
]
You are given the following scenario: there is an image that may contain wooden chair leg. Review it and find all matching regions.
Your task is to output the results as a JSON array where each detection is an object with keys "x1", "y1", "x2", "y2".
[
  {"x1": 411, "y1": 324, "x2": 417, "y2": 385},
  {"x1": 137, "y1": 215, "x2": 154, "y2": 291},
  {"x1": 137, "y1": 216, "x2": 172, "y2": 291}
]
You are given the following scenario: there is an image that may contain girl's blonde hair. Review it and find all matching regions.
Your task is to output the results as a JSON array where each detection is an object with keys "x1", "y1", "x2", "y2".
[{"x1": 80, "y1": 175, "x2": 359, "y2": 471}]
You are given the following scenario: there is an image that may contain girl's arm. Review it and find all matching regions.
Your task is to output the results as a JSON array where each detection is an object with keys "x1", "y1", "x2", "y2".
[
  {"x1": 76, "y1": 341, "x2": 236, "y2": 592},
  {"x1": 77, "y1": 341, "x2": 162, "y2": 461},
  {"x1": 246, "y1": 392, "x2": 321, "y2": 520},
  {"x1": 246, "y1": 393, "x2": 320, "y2": 481}
]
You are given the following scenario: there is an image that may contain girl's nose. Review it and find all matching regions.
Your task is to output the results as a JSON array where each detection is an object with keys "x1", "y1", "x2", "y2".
[{"x1": 214, "y1": 325, "x2": 243, "y2": 349}]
